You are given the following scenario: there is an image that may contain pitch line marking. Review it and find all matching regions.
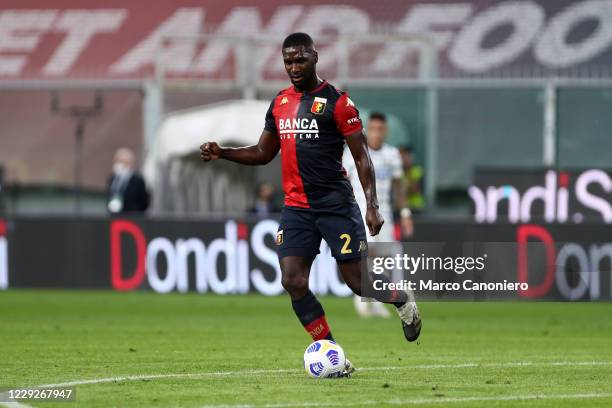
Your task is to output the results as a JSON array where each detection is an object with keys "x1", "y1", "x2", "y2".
[
  {"x1": 0, "y1": 394, "x2": 33, "y2": 408},
  {"x1": 5, "y1": 361, "x2": 609, "y2": 408},
  {"x1": 0, "y1": 404, "x2": 32, "y2": 408},
  {"x1": 30, "y1": 360, "x2": 612, "y2": 389},
  {"x1": 199, "y1": 392, "x2": 612, "y2": 408}
]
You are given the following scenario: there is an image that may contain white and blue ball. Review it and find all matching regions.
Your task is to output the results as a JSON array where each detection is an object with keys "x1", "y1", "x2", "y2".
[{"x1": 303, "y1": 340, "x2": 346, "y2": 378}]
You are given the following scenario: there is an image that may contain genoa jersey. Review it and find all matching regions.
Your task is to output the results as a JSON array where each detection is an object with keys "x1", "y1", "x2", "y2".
[{"x1": 264, "y1": 80, "x2": 363, "y2": 209}]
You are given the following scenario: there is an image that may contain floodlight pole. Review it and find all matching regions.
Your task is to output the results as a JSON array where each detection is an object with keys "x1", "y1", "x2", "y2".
[{"x1": 50, "y1": 92, "x2": 103, "y2": 215}]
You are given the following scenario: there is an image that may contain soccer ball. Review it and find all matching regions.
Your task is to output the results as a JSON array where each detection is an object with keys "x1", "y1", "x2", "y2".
[{"x1": 303, "y1": 340, "x2": 346, "y2": 378}]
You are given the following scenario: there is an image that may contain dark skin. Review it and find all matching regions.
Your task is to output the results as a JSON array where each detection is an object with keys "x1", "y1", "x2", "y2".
[{"x1": 201, "y1": 43, "x2": 384, "y2": 300}]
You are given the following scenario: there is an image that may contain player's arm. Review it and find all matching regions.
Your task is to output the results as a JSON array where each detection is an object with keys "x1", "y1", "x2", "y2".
[
  {"x1": 201, "y1": 96, "x2": 280, "y2": 165},
  {"x1": 345, "y1": 131, "x2": 384, "y2": 236},
  {"x1": 200, "y1": 130, "x2": 279, "y2": 165},
  {"x1": 393, "y1": 178, "x2": 405, "y2": 210},
  {"x1": 393, "y1": 177, "x2": 413, "y2": 238},
  {"x1": 390, "y1": 148, "x2": 413, "y2": 238}
]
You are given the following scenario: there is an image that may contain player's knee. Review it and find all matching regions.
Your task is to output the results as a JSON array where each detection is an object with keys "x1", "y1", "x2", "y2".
[{"x1": 281, "y1": 273, "x2": 308, "y2": 294}]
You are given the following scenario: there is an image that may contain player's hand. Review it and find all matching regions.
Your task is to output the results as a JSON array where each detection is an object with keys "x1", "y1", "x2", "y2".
[
  {"x1": 200, "y1": 142, "x2": 221, "y2": 161},
  {"x1": 365, "y1": 206, "x2": 384, "y2": 236}
]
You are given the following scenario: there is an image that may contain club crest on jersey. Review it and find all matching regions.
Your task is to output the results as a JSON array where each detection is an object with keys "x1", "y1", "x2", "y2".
[{"x1": 311, "y1": 97, "x2": 327, "y2": 115}]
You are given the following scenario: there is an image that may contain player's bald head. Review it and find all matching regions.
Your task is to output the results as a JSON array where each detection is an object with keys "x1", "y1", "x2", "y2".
[{"x1": 282, "y1": 32, "x2": 315, "y2": 51}]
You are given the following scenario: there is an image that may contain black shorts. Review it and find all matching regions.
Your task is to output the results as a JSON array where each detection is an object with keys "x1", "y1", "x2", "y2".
[{"x1": 276, "y1": 201, "x2": 368, "y2": 262}]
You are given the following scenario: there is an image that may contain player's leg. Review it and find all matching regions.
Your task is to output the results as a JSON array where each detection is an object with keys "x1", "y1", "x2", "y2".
[
  {"x1": 337, "y1": 258, "x2": 421, "y2": 341},
  {"x1": 356, "y1": 216, "x2": 394, "y2": 318},
  {"x1": 318, "y1": 202, "x2": 422, "y2": 342},
  {"x1": 363, "y1": 220, "x2": 394, "y2": 319},
  {"x1": 315, "y1": 202, "x2": 403, "y2": 302},
  {"x1": 336, "y1": 258, "x2": 407, "y2": 307},
  {"x1": 279, "y1": 255, "x2": 334, "y2": 342},
  {"x1": 353, "y1": 220, "x2": 373, "y2": 318},
  {"x1": 276, "y1": 208, "x2": 334, "y2": 342}
]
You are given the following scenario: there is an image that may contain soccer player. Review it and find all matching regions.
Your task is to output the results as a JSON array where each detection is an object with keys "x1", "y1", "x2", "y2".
[
  {"x1": 343, "y1": 112, "x2": 414, "y2": 318},
  {"x1": 200, "y1": 33, "x2": 421, "y2": 374}
]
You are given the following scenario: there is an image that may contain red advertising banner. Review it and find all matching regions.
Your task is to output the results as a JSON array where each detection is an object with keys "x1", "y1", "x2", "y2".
[
  {"x1": 0, "y1": 0, "x2": 611, "y2": 80},
  {"x1": 2, "y1": 216, "x2": 611, "y2": 301}
]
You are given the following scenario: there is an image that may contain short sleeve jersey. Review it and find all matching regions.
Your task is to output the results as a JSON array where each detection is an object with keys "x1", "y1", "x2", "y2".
[
  {"x1": 343, "y1": 143, "x2": 403, "y2": 216},
  {"x1": 264, "y1": 80, "x2": 363, "y2": 209}
]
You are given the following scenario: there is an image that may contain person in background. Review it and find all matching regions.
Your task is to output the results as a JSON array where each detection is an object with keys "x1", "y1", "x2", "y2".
[
  {"x1": 343, "y1": 112, "x2": 414, "y2": 318},
  {"x1": 249, "y1": 182, "x2": 279, "y2": 216},
  {"x1": 107, "y1": 148, "x2": 149, "y2": 214},
  {"x1": 399, "y1": 145, "x2": 425, "y2": 213}
]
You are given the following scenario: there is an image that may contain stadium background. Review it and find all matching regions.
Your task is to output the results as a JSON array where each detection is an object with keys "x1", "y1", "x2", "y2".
[
  {"x1": 1, "y1": 2, "x2": 612, "y2": 407},
  {"x1": 0, "y1": 0, "x2": 610, "y2": 299}
]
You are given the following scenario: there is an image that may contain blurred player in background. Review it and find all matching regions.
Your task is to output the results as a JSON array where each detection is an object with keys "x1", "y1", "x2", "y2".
[
  {"x1": 201, "y1": 33, "x2": 421, "y2": 374},
  {"x1": 107, "y1": 148, "x2": 150, "y2": 214},
  {"x1": 344, "y1": 112, "x2": 414, "y2": 318},
  {"x1": 399, "y1": 145, "x2": 425, "y2": 213}
]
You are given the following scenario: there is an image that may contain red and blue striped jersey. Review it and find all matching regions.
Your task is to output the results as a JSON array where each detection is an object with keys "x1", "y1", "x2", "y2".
[{"x1": 264, "y1": 80, "x2": 363, "y2": 209}]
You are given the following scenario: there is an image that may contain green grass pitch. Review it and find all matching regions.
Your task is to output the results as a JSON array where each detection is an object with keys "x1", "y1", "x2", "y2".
[{"x1": 1, "y1": 290, "x2": 611, "y2": 407}]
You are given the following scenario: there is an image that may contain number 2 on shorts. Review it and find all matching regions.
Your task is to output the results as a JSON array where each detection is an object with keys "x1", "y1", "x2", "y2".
[{"x1": 340, "y1": 233, "x2": 352, "y2": 254}]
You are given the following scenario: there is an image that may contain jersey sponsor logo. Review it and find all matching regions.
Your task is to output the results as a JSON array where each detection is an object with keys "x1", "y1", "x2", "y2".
[
  {"x1": 278, "y1": 117, "x2": 320, "y2": 139},
  {"x1": 346, "y1": 116, "x2": 360, "y2": 125},
  {"x1": 280, "y1": 96, "x2": 288, "y2": 105},
  {"x1": 311, "y1": 97, "x2": 327, "y2": 115}
]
